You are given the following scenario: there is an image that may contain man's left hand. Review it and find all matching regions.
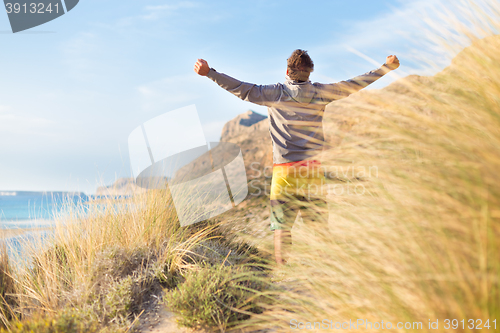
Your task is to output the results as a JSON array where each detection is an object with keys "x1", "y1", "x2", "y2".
[{"x1": 385, "y1": 55, "x2": 400, "y2": 70}]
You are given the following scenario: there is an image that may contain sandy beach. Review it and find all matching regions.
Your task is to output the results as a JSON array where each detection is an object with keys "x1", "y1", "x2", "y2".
[{"x1": 0, "y1": 218, "x2": 57, "y2": 240}]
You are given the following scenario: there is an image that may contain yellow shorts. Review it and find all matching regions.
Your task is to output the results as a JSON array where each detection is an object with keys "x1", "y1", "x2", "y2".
[{"x1": 269, "y1": 160, "x2": 328, "y2": 231}]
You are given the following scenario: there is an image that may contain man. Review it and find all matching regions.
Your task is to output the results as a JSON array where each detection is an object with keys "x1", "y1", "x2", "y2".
[{"x1": 194, "y1": 50, "x2": 399, "y2": 264}]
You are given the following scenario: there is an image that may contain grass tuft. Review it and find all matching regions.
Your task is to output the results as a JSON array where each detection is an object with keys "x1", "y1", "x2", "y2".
[{"x1": 165, "y1": 263, "x2": 272, "y2": 332}]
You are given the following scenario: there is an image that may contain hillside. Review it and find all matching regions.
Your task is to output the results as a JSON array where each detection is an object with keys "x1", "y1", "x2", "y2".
[
  {"x1": 220, "y1": 109, "x2": 268, "y2": 142},
  {"x1": 95, "y1": 178, "x2": 147, "y2": 196}
]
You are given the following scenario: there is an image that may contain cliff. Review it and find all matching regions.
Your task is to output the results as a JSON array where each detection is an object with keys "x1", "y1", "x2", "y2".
[{"x1": 220, "y1": 110, "x2": 268, "y2": 142}]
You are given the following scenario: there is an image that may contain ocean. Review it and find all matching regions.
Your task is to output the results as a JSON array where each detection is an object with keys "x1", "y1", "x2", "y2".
[
  {"x1": 0, "y1": 191, "x2": 90, "y2": 263},
  {"x1": 0, "y1": 191, "x2": 89, "y2": 226}
]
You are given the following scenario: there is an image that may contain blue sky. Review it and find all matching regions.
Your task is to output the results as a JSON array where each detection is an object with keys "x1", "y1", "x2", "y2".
[{"x1": 0, "y1": 0, "x2": 490, "y2": 193}]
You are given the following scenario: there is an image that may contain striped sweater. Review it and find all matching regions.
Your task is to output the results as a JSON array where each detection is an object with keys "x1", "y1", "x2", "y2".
[{"x1": 206, "y1": 65, "x2": 392, "y2": 164}]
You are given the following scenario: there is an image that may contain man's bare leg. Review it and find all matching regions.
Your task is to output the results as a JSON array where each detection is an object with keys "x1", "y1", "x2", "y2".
[{"x1": 274, "y1": 229, "x2": 292, "y2": 265}]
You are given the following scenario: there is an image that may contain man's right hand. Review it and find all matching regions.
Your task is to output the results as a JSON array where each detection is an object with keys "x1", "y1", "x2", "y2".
[
  {"x1": 385, "y1": 55, "x2": 400, "y2": 70},
  {"x1": 194, "y1": 59, "x2": 210, "y2": 76}
]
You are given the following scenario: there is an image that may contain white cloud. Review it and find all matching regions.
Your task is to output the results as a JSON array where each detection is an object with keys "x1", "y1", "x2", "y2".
[
  {"x1": 0, "y1": 106, "x2": 55, "y2": 136},
  {"x1": 142, "y1": 1, "x2": 200, "y2": 21},
  {"x1": 310, "y1": 1, "x2": 434, "y2": 77},
  {"x1": 313, "y1": 0, "x2": 500, "y2": 78},
  {"x1": 111, "y1": 1, "x2": 201, "y2": 26}
]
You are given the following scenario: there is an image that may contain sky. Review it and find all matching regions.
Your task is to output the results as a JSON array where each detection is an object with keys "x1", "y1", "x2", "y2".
[{"x1": 0, "y1": 0, "x2": 494, "y2": 194}]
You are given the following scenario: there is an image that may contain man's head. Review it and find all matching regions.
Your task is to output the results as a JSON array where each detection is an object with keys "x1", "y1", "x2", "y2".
[{"x1": 287, "y1": 49, "x2": 314, "y2": 82}]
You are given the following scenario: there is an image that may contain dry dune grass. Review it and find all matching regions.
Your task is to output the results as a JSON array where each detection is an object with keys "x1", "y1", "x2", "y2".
[
  {"x1": 0, "y1": 189, "x2": 230, "y2": 332},
  {"x1": 240, "y1": 1, "x2": 500, "y2": 332},
  {"x1": 0, "y1": 186, "x2": 271, "y2": 332}
]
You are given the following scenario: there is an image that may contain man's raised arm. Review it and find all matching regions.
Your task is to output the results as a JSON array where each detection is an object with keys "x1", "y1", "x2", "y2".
[
  {"x1": 194, "y1": 59, "x2": 281, "y2": 106},
  {"x1": 319, "y1": 55, "x2": 400, "y2": 102}
]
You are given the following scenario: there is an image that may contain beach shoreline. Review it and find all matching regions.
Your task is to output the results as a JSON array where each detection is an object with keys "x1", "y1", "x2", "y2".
[
  {"x1": 0, "y1": 218, "x2": 57, "y2": 240},
  {"x1": 0, "y1": 226, "x2": 54, "y2": 239}
]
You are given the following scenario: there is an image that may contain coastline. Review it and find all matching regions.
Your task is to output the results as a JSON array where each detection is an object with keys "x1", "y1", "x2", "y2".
[
  {"x1": 0, "y1": 218, "x2": 57, "y2": 240},
  {"x1": 0, "y1": 226, "x2": 54, "y2": 239}
]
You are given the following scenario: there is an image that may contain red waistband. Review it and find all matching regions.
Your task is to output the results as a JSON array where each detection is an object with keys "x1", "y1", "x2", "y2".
[{"x1": 273, "y1": 160, "x2": 321, "y2": 167}]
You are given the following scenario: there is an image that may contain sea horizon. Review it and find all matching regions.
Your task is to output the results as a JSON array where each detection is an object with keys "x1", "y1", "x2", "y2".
[
  {"x1": 0, "y1": 191, "x2": 90, "y2": 229},
  {"x1": 0, "y1": 191, "x2": 92, "y2": 263}
]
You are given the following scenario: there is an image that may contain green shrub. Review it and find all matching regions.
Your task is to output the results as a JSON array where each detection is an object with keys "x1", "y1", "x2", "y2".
[
  {"x1": 103, "y1": 276, "x2": 134, "y2": 325},
  {"x1": 166, "y1": 264, "x2": 269, "y2": 331}
]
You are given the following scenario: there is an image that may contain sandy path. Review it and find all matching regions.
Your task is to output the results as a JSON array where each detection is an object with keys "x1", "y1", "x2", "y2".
[
  {"x1": 134, "y1": 291, "x2": 204, "y2": 333},
  {"x1": 138, "y1": 307, "x2": 196, "y2": 333}
]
